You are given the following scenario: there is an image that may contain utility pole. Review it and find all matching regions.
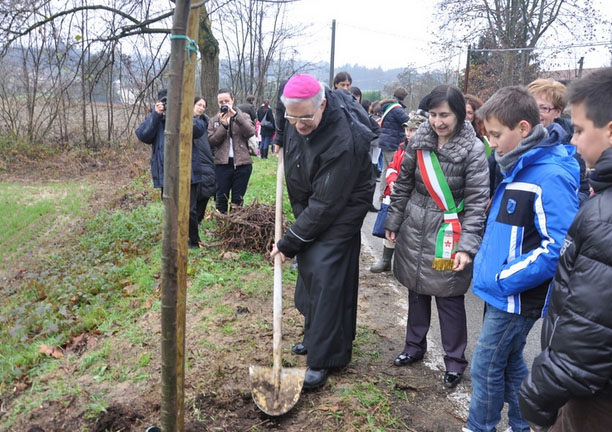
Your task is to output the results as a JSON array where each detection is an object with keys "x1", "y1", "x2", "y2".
[
  {"x1": 329, "y1": 19, "x2": 336, "y2": 88},
  {"x1": 462, "y1": 44, "x2": 471, "y2": 94},
  {"x1": 577, "y1": 56, "x2": 584, "y2": 78}
]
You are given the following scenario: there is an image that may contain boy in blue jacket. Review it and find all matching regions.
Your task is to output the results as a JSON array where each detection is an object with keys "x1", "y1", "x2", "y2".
[
  {"x1": 519, "y1": 68, "x2": 612, "y2": 432},
  {"x1": 464, "y1": 86, "x2": 580, "y2": 432}
]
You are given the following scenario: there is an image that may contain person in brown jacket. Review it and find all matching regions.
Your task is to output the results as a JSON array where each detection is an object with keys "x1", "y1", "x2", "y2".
[{"x1": 207, "y1": 88, "x2": 256, "y2": 213}]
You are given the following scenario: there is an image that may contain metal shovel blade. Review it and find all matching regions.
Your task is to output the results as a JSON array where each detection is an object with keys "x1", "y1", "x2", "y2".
[{"x1": 249, "y1": 365, "x2": 306, "y2": 416}]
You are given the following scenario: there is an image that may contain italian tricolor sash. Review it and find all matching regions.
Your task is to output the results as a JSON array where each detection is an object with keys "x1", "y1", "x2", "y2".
[
  {"x1": 380, "y1": 102, "x2": 402, "y2": 127},
  {"x1": 482, "y1": 136, "x2": 492, "y2": 157},
  {"x1": 416, "y1": 149, "x2": 463, "y2": 271}
]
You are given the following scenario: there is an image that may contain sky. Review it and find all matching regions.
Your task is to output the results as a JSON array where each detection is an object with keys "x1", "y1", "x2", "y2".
[{"x1": 283, "y1": 0, "x2": 612, "y2": 73}]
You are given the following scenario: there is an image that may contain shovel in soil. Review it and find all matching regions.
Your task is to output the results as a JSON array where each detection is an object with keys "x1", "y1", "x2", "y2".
[{"x1": 249, "y1": 148, "x2": 306, "y2": 416}]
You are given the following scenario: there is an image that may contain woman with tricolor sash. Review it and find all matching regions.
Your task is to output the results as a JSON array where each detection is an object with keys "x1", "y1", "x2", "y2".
[{"x1": 384, "y1": 85, "x2": 489, "y2": 389}]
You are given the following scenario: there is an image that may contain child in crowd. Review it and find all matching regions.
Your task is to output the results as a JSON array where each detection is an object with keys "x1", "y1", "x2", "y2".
[
  {"x1": 519, "y1": 67, "x2": 612, "y2": 432},
  {"x1": 370, "y1": 112, "x2": 427, "y2": 272},
  {"x1": 527, "y1": 78, "x2": 590, "y2": 204},
  {"x1": 464, "y1": 86, "x2": 580, "y2": 432}
]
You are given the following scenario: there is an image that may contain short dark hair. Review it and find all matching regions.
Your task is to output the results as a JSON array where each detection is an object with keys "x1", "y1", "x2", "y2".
[
  {"x1": 333, "y1": 71, "x2": 352, "y2": 88},
  {"x1": 349, "y1": 86, "x2": 361, "y2": 99},
  {"x1": 566, "y1": 68, "x2": 612, "y2": 128},
  {"x1": 246, "y1": 95, "x2": 255, "y2": 104},
  {"x1": 361, "y1": 99, "x2": 371, "y2": 112},
  {"x1": 393, "y1": 87, "x2": 408, "y2": 102},
  {"x1": 477, "y1": 86, "x2": 539, "y2": 129},
  {"x1": 427, "y1": 85, "x2": 466, "y2": 128},
  {"x1": 218, "y1": 88, "x2": 234, "y2": 98},
  {"x1": 194, "y1": 95, "x2": 207, "y2": 106}
]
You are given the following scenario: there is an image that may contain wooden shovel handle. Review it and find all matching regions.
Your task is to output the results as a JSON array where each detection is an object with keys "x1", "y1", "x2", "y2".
[{"x1": 272, "y1": 148, "x2": 284, "y2": 392}]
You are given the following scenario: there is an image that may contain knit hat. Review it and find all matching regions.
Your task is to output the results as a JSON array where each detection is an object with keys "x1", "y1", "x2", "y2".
[
  {"x1": 157, "y1": 88, "x2": 168, "y2": 101},
  {"x1": 403, "y1": 111, "x2": 427, "y2": 129},
  {"x1": 283, "y1": 74, "x2": 321, "y2": 99}
]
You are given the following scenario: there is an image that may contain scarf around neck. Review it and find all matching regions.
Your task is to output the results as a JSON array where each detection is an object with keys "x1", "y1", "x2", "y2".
[{"x1": 495, "y1": 124, "x2": 548, "y2": 174}]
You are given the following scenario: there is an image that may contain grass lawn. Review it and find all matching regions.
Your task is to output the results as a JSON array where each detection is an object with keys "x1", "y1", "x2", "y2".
[{"x1": 0, "y1": 182, "x2": 90, "y2": 266}]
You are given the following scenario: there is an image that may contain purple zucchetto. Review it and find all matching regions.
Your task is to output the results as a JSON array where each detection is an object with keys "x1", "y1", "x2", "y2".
[{"x1": 283, "y1": 74, "x2": 321, "y2": 99}]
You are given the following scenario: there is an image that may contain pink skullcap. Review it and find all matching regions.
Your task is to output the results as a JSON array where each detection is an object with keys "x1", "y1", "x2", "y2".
[{"x1": 283, "y1": 74, "x2": 321, "y2": 99}]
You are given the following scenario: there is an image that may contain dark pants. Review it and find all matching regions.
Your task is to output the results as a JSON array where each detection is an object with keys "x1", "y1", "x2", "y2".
[
  {"x1": 189, "y1": 183, "x2": 212, "y2": 246},
  {"x1": 214, "y1": 160, "x2": 252, "y2": 213},
  {"x1": 260, "y1": 134, "x2": 272, "y2": 159},
  {"x1": 294, "y1": 232, "x2": 361, "y2": 369},
  {"x1": 403, "y1": 291, "x2": 468, "y2": 373},
  {"x1": 550, "y1": 397, "x2": 612, "y2": 432}
]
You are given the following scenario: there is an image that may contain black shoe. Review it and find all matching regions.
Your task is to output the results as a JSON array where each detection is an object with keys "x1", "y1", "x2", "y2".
[
  {"x1": 393, "y1": 352, "x2": 421, "y2": 367},
  {"x1": 443, "y1": 371, "x2": 462, "y2": 389},
  {"x1": 303, "y1": 367, "x2": 328, "y2": 389},
  {"x1": 291, "y1": 343, "x2": 307, "y2": 355}
]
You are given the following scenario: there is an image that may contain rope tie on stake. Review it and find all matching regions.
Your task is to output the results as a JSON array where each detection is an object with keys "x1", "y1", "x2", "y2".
[{"x1": 170, "y1": 34, "x2": 199, "y2": 63}]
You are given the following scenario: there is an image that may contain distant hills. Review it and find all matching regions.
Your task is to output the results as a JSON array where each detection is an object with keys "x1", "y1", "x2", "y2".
[{"x1": 306, "y1": 62, "x2": 405, "y2": 91}]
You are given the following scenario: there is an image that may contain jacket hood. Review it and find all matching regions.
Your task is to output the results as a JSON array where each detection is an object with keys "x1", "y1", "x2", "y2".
[
  {"x1": 312, "y1": 88, "x2": 375, "y2": 145},
  {"x1": 381, "y1": 99, "x2": 406, "y2": 111},
  {"x1": 543, "y1": 122, "x2": 569, "y2": 147}
]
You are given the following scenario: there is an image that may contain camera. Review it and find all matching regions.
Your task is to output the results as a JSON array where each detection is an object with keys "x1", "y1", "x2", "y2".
[
  {"x1": 220, "y1": 104, "x2": 229, "y2": 114},
  {"x1": 160, "y1": 96, "x2": 168, "y2": 111}
]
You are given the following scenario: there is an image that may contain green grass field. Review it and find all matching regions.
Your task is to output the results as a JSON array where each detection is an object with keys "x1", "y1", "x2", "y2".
[
  {"x1": 0, "y1": 182, "x2": 90, "y2": 266},
  {"x1": 0, "y1": 157, "x2": 292, "y2": 422}
]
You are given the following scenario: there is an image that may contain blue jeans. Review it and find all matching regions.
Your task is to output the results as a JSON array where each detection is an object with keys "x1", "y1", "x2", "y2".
[
  {"x1": 466, "y1": 303, "x2": 537, "y2": 432},
  {"x1": 259, "y1": 134, "x2": 272, "y2": 158}
]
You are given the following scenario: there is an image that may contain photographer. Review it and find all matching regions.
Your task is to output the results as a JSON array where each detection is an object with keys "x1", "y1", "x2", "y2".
[
  {"x1": 207, "y1": 88, "x2": 255, "y2": 213},
  {"x1": 135, "y1": 89, "x2": 206, "y2": 199}
]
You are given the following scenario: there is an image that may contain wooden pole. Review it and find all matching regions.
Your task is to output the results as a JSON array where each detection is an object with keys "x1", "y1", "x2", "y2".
[
  {"x1": 160, "y1": 1, "x2": 201, "y2": 431},
  {"x1": 176, "y1": 5, "x2": 200, "y2": 430},
  {"x1": 463, "y1": 44, "x2": 471, "y2": 94},
  {"x1": 329, "y1": 19, "x2": 336, "y2": 88}
]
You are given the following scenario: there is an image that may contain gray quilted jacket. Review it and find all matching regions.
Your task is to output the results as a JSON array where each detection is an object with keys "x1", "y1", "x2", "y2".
[{"x1": 385, "y1": 120, "x2": 489, "y2": 297}]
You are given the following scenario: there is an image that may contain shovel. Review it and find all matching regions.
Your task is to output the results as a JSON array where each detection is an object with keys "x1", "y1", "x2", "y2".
[{"x1": 249, "y1": 148, "x2": 306, "y2": 416}]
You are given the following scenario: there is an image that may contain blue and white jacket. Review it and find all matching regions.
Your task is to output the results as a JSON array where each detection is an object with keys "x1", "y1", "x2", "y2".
[{"x1": 472, "y1": 128, "x2": 580, "y2": 317}]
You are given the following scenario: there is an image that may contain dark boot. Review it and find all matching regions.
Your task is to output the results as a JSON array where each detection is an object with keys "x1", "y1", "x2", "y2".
[{"x1": 370, "y1": 247, "x2": 394, "y2": 273}]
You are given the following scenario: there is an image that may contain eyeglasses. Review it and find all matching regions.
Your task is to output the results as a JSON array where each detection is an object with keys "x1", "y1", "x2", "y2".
[
  {"x1": 284, "y1": 112, "x2": 317, "y2": 124},
  {"x1": 538, "y1": 105, "x2": 556, "y2": 114}
]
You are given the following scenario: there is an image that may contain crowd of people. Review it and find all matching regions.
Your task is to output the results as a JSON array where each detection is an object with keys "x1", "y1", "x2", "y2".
[
  {"x1": 135, "y1": 87, "x2": 275, "y2": 248},
  {"x1": 137, "y1": 68, "x2": 612, "y2": 431}
]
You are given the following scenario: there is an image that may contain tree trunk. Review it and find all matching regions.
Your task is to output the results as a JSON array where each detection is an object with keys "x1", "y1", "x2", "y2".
[
  {"x1": 198, "y1": 3, "x2": 219, "y2": 114},
  {"x1": 160, "y1": 1, "x2": 200, "y2": 431},
  {"x1": 501, "y1": 51, "x2": 515, "y2": 86},
  {"x1": 80, "y1": 7, "x2": 88, "y2": 147}
]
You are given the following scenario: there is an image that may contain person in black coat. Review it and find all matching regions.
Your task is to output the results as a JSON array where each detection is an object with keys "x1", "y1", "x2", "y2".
[
  {"x1": 256, "y1": 99, "x2": 275, "y2": 159},
  {"x1": 136, "y1": 89, "x2": 206, "y2": 200},
  {"x1": 271, "y1": 74, "x2": 375, "y2": 390},
  {"x1": 190, "y1": 96, "x2": 216, "y2": 248},
  {"x1": 377, "y1": 88, "x2": 410, "y2": 196},
  {"x1": 237, "y1": 94, "x2": 257, "y2": 125},
  {"x1": 519, "y1": 68, "x2": 612, "y2": 432}
]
